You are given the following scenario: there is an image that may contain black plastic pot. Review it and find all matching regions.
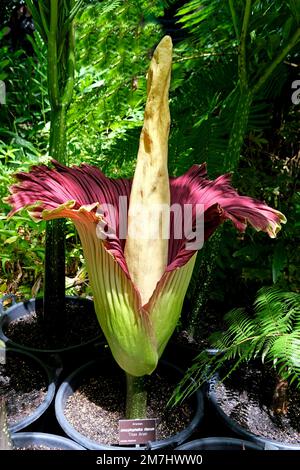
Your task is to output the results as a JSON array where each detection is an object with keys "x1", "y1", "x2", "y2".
[
  {"x1": 163, "y1": 331, "x2": 222, "y2": 369},
  {"x1": 0, "y1": 294, "x2": 103, "y2": 367},
  {"x1": 4, "y1": 348, "x2": 57, "y2": 433},
  {"x1": 208, "y1": 378, "x2": 300, "y2": 450},
  {"x1": 175, "y1": 437, "x2": 264, "y2": 450},
  {"x1": 12, "y1": 432, "x2": 86, "y2": 450},
  {"x1": 55, "y1": 359, "x2": 204, "y2": 450}
]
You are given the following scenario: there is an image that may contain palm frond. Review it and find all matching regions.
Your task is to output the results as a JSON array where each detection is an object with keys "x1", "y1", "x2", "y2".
[{"x1": 176, "y1": 0, "x2": 236, "y2": 51}]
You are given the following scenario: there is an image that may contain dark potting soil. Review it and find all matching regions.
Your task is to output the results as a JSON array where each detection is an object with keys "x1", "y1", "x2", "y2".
[
  {"x1": 65, "y1": 368, "x2": 194, "y2": 445},
  {"x1": 214, "y1": 363, "x2": 300, "y2": 444},
  {"x1": 0, "y1": 352, "x2": 47, "y2": 426},
  {"x1": 4, "y1": 299, "x2": 102, "y2": 349}
]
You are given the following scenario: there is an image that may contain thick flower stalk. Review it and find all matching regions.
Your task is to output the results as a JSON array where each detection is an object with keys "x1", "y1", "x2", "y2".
[{"x1": 6, "y1": 37, "x2": 286, "y2": 386}]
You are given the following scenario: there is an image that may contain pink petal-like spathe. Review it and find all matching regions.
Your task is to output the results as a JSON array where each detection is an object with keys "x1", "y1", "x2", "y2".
[
  {"x1": 6, "y1": 161, "x2": 286, "y2": 374},
  {"x1": 167, "y1": 164, "x2": 286, "y2": 270},
  {"x1": 7, "y1": 160, "x2": 286, "y2": 282},
  {"x1": 8, "y1": 161, "x2": 132, "y2": 276}
]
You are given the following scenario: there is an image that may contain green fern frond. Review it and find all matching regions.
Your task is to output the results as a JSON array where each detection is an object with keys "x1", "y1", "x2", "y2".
[
  {"x1": 173, "y1": 287, "x2": 300, "y2": 403},
  {"x1": 223, "y1": 308, "x2": 256, "y2": 341},
  {"x1": 95, "y1": 0, "x2": 123, "y2": 16},
  {"x1": 269, "y1": 332, "x2": 300, "y2": 385},
  {"x1": 176, "y1": 0, "x2": 235, "y2": 50},
  {"x1": 255, "y1": 287, "x2": 299, "y2": 335}
]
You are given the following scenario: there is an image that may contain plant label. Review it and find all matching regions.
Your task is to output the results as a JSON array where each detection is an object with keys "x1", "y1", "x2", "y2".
[{"x1": 119, "y1": 418, "x2": 156, "y2": 445}]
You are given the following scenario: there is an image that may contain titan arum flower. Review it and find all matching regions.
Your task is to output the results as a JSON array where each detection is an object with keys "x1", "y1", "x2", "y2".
[{"x1": 6, "y1": 36, "x2": 285, "y2": 417}]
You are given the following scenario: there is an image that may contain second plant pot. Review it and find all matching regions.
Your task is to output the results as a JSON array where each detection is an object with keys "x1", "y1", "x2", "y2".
[
  {"x1": 2, "y1": 348, "x2": 57, "y2": 433},
  {"x1": 175, "y1": 437, "x2": 264, "y2": 450},
  {"x1": 12, "y1": 432, "x2": 86, "y2": 450},
  {"x1": 55, "y1": 357, "x2": 204, "y2": 450},
  {"x1": 208, "y1": 374, "x2": 300, "y2": 450},
  {"x1": 0, "y1": 294, "x2": 104, "y2": 368}
]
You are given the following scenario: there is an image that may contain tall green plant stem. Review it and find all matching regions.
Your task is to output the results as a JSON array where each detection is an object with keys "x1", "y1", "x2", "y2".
[
  {"x1": 191, "y1": 3, "x2": 299, "y2": 338},
  {"x1": 253, "y1": 27, "x2": 300, "y2": 95},
  {"x1": 224, "y1": 90, "x2": 253, "y2": 171},
  {"x1": 209, "y1": 2, "x2": 253, "y2": 325},
  {"x1": 225, "y1": 4, "x2": 300, "y2": 172},
  {"x1": 43, "y1": 0, "x2": 75, "y2": 328},
  {"x1": 228, "y1": 0, "x2": 239, "y2": 40},
  {"x1": 238, "y1": 0, "x2": 251, "y2": 91},
  {"x1": 126, "y1": 374, "x2": 147, "y2": 419},
  {"x1": 224, "y1": 0, "x2": 252, "y2": 171}
]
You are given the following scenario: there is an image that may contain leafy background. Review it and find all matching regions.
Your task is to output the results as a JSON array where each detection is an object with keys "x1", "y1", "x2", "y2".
[{"x1": 0, "y1": 0, "x2": 299, "y2": 341}]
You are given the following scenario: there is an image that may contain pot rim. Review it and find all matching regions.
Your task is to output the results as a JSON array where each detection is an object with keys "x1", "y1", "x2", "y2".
[
  {"x1": 5, "y1": 347, "x2": 57, "y2": 433},
  {"x1": 175, "y1": 436, "x2": 264, "y2": 450},
  {"x1": 55, "y1": 358, "x2": 204, "y2": 450},
  {"x1": 0, "y1": 296, "x2": 103, "y2": 354},
  {"x1": 208, "y1": 375, "x2": 300, "y2": 450},
  {"x1": 12, "y1": 432, "x2": 86, "y2": 450}
]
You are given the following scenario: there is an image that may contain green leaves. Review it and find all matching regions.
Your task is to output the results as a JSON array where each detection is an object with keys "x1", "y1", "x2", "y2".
[
  {"x1": 67, "y1": 0, "x2": 163, "y2": 174},
  {"x1": 3, "y1": 235, "x2": 18, "y2": 244},
  {"x1": 26, "y1": 0, "x2": 85, "y2": 43},
  {"x1": 287, "y1": 0, "x2": 300, "y2": 24},
  {"x1": 173, "y1": 0, "x2": 300, "y2": 172}
]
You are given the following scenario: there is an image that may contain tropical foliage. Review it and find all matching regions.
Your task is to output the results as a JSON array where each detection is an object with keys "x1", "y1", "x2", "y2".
[
  {"x1": 0, "y1": 0, "x2": 299, "y2": 339},
  {"x1": 169, "y1": 0, "x2": 300, "y2": 335},
  {"x1": 172, "y1": 287, "x2": 300, "y2": 404}
]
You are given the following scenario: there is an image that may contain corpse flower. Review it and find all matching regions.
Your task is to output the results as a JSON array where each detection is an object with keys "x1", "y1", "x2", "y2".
[{"x1": 7, "y1": 37, "x2": 285, "y2": 388}]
